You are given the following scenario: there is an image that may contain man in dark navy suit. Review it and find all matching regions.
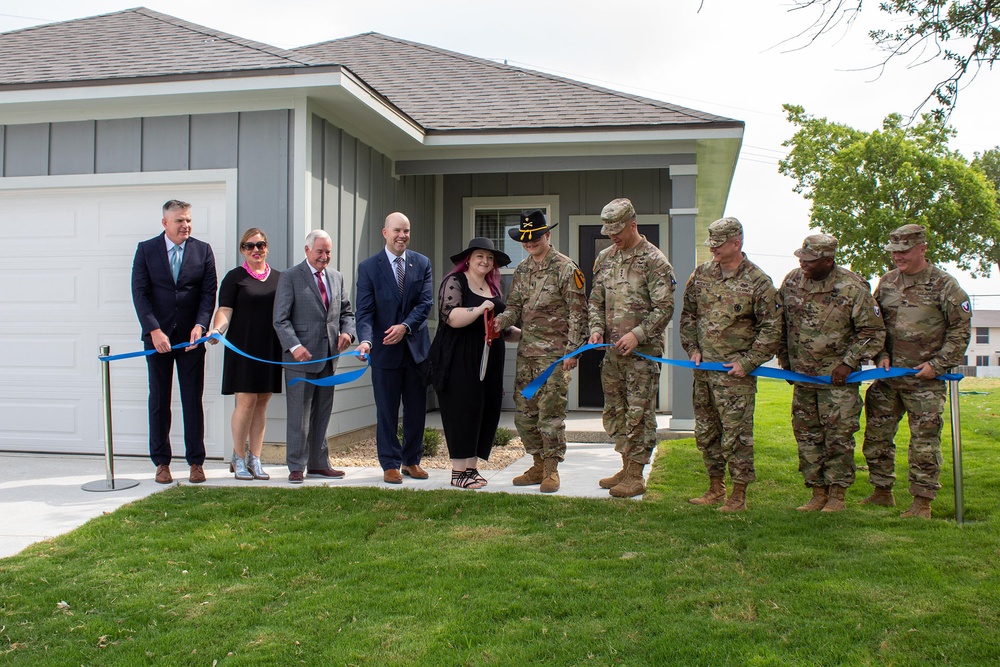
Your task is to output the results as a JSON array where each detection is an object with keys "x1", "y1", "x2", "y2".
[
  {"x1": 131, "y1": 200, "x2": 217, "y2": 484},
  {"x1": 355, "y1": 212, "x2": 434, "y2": 484}
]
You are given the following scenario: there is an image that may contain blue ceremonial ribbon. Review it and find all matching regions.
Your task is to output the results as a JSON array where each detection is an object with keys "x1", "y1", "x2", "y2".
[
  {"x1": 98, "y1": 333, "x2": 370, "y2": 387},
  {"x1": 520, "y1": 343, "x2": 963, "y2": 400}
]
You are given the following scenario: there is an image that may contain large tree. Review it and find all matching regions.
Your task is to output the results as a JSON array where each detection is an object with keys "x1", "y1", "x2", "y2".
[
  {"x1": 785, "y1": 1, "x2": 999, "y2": 115},
  {"x1": 973, "y1": 145, "x2": 1000, "y2": 193},
  {"x1": 779, "y1": 104, "x2": 1000, "y2": 278}
]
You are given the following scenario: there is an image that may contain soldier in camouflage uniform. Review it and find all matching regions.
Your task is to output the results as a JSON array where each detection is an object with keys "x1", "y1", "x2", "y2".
[
  {"x1": 587, "y1": 198, "x2": 676, "y2": 498},
  {"x1": 493, "y1": 209, "x2": 588, "y2": 493},
  {"x1": 861, "y1": 224, "x2": 971, "y2": 519},
  {"x1": 778, "y1": 234, "x2": 885, "y2": 513},
  {"x1": 680, "y1": 217, "x2": 781, "y2": 512}
]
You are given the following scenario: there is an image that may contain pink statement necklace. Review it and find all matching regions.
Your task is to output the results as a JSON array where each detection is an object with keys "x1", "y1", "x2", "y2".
[{"x1": 243, "y1": 261, "x2": 270, "y2": 281}]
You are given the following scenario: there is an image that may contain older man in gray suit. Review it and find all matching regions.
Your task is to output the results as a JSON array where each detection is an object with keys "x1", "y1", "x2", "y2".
[{"x1": 273, "y1": 229, "x2": 356, "y2": 484}]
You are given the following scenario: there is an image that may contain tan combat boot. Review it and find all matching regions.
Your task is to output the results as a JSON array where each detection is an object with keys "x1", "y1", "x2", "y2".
[
  {"x1": 539, "y1": 458, "x2": 560, "y2": 493},
  {"x1": 609, "y1": 460, "x2": 646, "y2": 498},
  {"x1": 512, "y1": 454, "x2": 545, "y2": 486},
  {"x1": 689, "y1": 476, "x2": 727, "y2": 506},
  {"x1": 821, "y1": 485, "x2": 847, "y2": 512},
  {"x1": 796, "y1": 486, "x2": 829, "y2": 512},
  {"x1": 718, "y1": 482, "x2": 748, "y2": 512},
  {"x1": 860, "y1": 486, "x2": 896, "y2": 507},
  {"x1": 599, "y1": 453, "x2": 628, "y2": 489},
  {"x1": 901, "y1": 496, "x2": 932, "y2": 519}
]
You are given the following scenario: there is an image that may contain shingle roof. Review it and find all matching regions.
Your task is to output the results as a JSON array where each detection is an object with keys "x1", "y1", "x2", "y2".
[
  {"x1": 0, "y1": 7, "x2": 315, "y2": 86},
  {"x1": 0, "y1": 8, "x2": 741, "y2": 135},
  {"x1": 294, "y1": 33, "x2": 739, "y2": 133}
]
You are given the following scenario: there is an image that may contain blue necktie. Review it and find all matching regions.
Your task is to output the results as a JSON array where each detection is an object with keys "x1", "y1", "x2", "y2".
[{"x1": 170, "y1": 245, "x2": 182, "y2": 283}]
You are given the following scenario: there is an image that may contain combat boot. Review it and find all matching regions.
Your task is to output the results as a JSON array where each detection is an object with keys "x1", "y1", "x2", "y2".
[
  {"x1": 689, "y1": 476, "x2": 727, "y2": 506},
  {"x1": 718, "y1": 483, "x2": 748, "y2": 512},
  {"x1": 901, "y1": 496, "x2": 932, "y2": 519},
  {"x1": 609, "y1": 460, "x2": 646, "y2": 498},
  {"x1": 821, "y1": 485, "x2": 847, "y2": 512},
  {"x1": 860, "y1": 486, "x2": 895, "y2": 507},
  {"x1": 512, "y1": 454, "x2": 544, "y2": 486},
  {"x1": 796, "y1": 486, "x2": 828, "y2": 512},
  {"x1": 539, "y1": 458, "x2": 560, "y2": 493},
  {"x1": 599, "y1": 453, "x2": 628, "y2": 489}
]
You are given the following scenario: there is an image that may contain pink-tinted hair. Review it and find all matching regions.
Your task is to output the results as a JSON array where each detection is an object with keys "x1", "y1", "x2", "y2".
[{"x1": 441, "y1": 257, "x2": 501, "y2": 298}]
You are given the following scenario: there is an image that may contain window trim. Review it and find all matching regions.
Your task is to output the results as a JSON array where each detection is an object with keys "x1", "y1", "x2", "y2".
[{"x1": 463, "y1": 196, "x2": 560, "y2": 275}]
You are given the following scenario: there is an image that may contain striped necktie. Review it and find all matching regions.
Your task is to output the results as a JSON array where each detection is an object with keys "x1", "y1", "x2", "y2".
[{"x1": 394, "y1": 256, "x2": 405, "y2": 297}]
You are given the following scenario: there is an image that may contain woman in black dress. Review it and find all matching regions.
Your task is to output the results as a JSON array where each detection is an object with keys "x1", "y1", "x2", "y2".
[
  {"x1": 428, "y1": 238, "x2": 516, "y2": 489},
  {"x1": 208, "y1": 228, "x2": 282, "y2": 480}
]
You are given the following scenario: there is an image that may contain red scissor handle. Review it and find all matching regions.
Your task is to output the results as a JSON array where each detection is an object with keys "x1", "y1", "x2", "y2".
[{"x1": 484, "y1": 310, "x2": 501, "y2": 344}]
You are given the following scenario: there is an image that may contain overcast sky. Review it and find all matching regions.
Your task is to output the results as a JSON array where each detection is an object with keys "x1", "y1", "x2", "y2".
[{"x1": 4, "y1": 1, "x2": 999, "y2": 305}]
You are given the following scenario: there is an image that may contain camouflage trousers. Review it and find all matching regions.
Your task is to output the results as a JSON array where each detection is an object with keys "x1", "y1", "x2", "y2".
[
  {"x1": 791, "y1": 384, "x2": 861, "y2": 488},
  {"x1": 692, "y1": 370, "x2": 756, "y2": 484},
  {"x1": 513, "y1": 356, "x2": 570, "y2": 461},
  {"x1": 862, "y1": 379, "x2": 946, "y2": 499},
  {"x1": 601, "y1": 351, "x2": 660, "y2": 464}
]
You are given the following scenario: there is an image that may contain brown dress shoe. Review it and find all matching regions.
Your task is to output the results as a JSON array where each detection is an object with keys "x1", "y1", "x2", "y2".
[
  {"x1": 288, "y1": 470, "x2": 305, "y2": 484},
  {"x1": 306, "y1": 468, "x2": 346, "y2": 479},
  {"x1": 383, "y1": 469, "x2": 403, "y2": 484},
  {"x1": 155, "y1": 464, "x2": 173, "y2": 484},
  {"x1": 189, "y1": 464, "x2": 206, "y2": 484},
  {"x1": 401, "y1": 464, "x2": 428, "y2": 479}
]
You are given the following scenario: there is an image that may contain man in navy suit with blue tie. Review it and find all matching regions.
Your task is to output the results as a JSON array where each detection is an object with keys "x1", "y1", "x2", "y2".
[
  {"x1": 355, "y1": 212, "x2": 434, "y2": 484},
  {"x1": 131, "y1": 200, "x2": 217, "y2": 484}
]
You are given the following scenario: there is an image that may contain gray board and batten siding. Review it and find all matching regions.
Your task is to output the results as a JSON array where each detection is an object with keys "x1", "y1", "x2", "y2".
[{"x1": 0, "y1": 111, "x2": 295, "y2": 268}]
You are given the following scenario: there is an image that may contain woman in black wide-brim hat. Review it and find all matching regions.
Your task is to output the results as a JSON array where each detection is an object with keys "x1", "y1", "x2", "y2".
[{"x1": 427, "y1": 237, "x2": 518, "y2": 489}]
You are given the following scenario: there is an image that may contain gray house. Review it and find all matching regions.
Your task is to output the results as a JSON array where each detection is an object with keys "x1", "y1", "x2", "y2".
[{"x1": 0, "y1": 8, "x2": 743, "y2": 458}]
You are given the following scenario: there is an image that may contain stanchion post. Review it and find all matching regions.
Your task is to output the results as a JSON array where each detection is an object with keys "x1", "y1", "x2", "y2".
[
  {"x1": 83, "y1": 346, "x2": 139, "y2": 492},
  {"x1": 948, "y1": 376, "x2": 964, "y2": 526}
]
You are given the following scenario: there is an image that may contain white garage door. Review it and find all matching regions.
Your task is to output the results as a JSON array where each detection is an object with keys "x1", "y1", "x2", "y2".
[{"x1": 0, "y1": 178, "x2": 231, "y2": 458}]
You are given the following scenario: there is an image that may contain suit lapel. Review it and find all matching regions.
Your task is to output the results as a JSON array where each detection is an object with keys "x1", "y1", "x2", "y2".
[{"x1": 378, "y1": 253, "x2": 402, "y2": 304}]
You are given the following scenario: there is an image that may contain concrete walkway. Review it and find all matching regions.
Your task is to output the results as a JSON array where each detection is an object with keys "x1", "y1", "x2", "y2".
[{"x1": 0, "y1": 437, "x2": 667, "y2": 560}]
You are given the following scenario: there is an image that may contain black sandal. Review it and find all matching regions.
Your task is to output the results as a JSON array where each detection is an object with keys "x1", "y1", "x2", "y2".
[
  {"x1": 451, "y1": 470, "x2": 484, "y2": 489},
  {"x1": 467, "y1": 468, "x2": 488, "y2": 486}
]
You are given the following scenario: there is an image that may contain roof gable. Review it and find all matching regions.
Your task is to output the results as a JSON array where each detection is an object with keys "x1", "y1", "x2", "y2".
[
  {"x1": 294, "y1": 33, "x2": 740, "y2": 133},
  {"x1": 0, "y1": 7, "x2": 315, "y2": 86}
]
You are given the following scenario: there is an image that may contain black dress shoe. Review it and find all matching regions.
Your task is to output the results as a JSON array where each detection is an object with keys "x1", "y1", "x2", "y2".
[
  {"x1": 307, "y1": 468, "x2": 345, "y2": 479},
  {"x1": 288, "y1": 470, "x2": 304, "y2": 484}
]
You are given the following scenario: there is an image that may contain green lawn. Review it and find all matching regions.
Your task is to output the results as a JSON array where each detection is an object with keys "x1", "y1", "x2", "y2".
[{"x1": 2, "y1": 379, "x2": 999, "y2": 666}]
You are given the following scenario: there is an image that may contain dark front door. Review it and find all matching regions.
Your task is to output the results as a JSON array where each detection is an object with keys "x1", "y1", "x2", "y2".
[{"x1": 577, "y1": 224, "x2": 661, "y2": 408}]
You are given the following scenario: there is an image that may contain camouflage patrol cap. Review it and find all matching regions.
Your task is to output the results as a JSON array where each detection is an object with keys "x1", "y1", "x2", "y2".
[
  {"x1": 885, "y1": 224, "x2": 927, "y2": 252},
  {"x1": 600, "y1": 198, "x2": 636, "y2": 235},
  {"x1": 703, "y1": 217, "x2": 743, "y2": 248},
  {"x1": 794, "y1": 233, "x2": 838, "y2": 261}
]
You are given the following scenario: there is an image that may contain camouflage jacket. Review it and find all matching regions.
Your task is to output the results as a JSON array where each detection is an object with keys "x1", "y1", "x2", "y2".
[
  {"x1": 679, "y1": 254, "x2": 781, "y2": 374},
  {"x1": 495, "y1": 249, "x2": 588, "y2": 358},
  {"x1": 778, "y1": 265, "x2": 885, "y2": 380},
  {"x1": 873, "y1": 263, "x2": 971, "y2": 376},
  {"x1": 588, "y1": 236, "x2": 676, "y2": 356}
]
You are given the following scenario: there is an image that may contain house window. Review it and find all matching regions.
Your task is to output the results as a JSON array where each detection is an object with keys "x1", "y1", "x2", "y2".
[
  {"x1": 473, "y1": 208, "x2": 531, "y2": 270},
  {"x1": 976, "y1": 355, "x2": 989, "y2": 367},
  {"x1": 464, "y1": 196, "x2": 560, "y2": 275},
  {"x1": 962, "y1": 355, "x2": 969, "y2": 366},
  {"x1": 977, "y1": 327, "x2": 989, "y2": 344}
]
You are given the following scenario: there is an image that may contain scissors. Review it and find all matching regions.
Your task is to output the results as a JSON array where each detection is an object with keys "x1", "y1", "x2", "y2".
[{"x1": 480, "y1": 309, "x2": 502, "y2": 381}]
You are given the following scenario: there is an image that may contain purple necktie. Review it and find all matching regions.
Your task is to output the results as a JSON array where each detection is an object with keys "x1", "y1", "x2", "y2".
[{"x1": 315, "y1": 270, "x2": 329, "y2": 309}]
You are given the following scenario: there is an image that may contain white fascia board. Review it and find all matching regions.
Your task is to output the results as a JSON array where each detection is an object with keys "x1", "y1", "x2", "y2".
[
  {"x1": 394, "y1": 140, "x2": 701, "y2": 163},
  {"x1": 0, "y1": 70, "x2": 425, "y2": 142},
  {"x1": 421, "y1": 126, "x2": 744, "y2": 147}
]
